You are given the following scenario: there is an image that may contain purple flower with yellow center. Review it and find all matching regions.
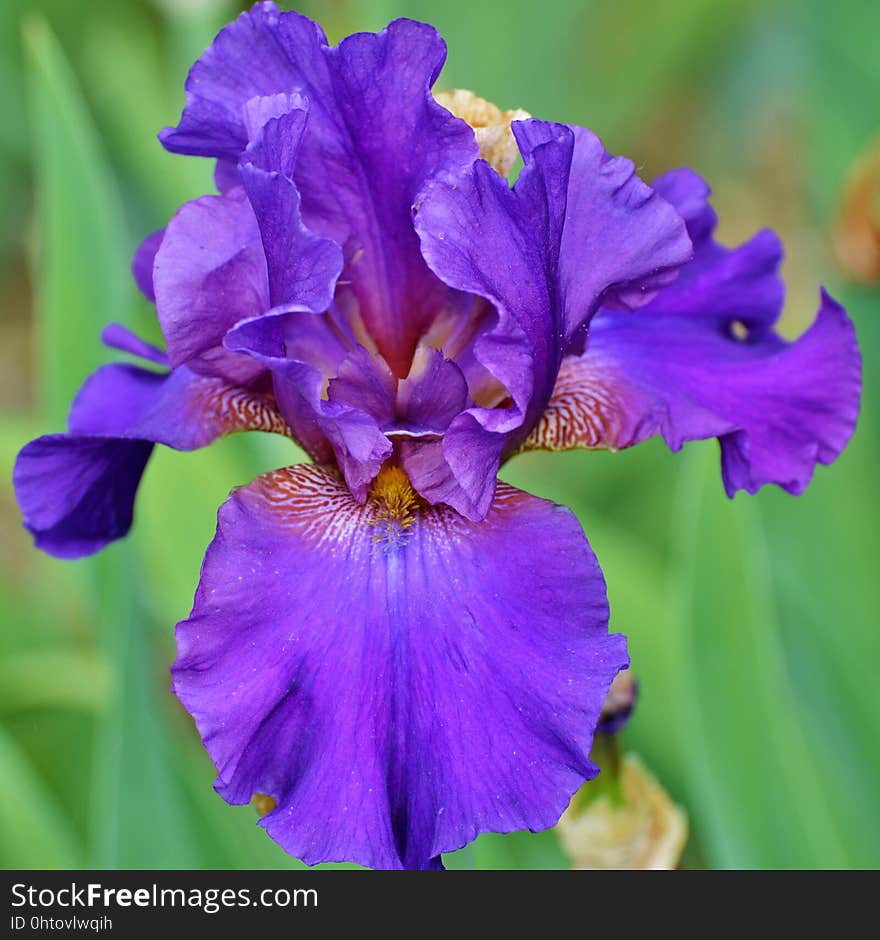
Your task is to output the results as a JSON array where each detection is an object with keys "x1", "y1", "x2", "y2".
[{"x1": 13, "y1": 3, "x2": 861, "y2": 869}]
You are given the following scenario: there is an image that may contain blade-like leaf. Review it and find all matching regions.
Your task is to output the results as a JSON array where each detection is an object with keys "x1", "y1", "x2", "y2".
[
  {"x1": 0, "y1": 650, "x2": 109, "y2": 715},
  {"x1": 0, "y1": 724, "x2": 82, "y2": 868},
  {"x1": 665, "y1": 446, "x2": 852, "y2": 868},
  {"x1": 23, "y1": 15, "x2": 129, "y2": 426}
]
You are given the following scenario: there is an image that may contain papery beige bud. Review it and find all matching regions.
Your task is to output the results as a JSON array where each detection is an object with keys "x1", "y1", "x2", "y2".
[
  {"x1": 557, "y1": 754, "x2": 687, "y2": 870},
  {"x1": 435, "y1": 89, "x2": 530, "y2": 177}
]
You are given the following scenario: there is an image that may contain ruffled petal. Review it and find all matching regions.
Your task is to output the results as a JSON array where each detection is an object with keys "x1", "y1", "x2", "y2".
[
  {"x1": 413, "y1": 125, "x2": 571, "y2": 516},
  {"x1": 172, "y1": 464, "x2": 626, "y2": 870},
  {"x1": 650, "y1": 166, "x2": 717, "y2": 245},
  {"x1": 161, "y1": 3, "x2": 476, "y2": 376},
  {"x1": 644, "y1": 228, "x2": 785, "y2": 331},
  {"x1": 521, "y1": 165, "x2": 860, "y2": 494},
  {"x1": 414, "y1": 120, "x2": 690, "y2": 517},
  {"x1": 513, "y1": 122, "x2": 692, "y2": 332},
  {"x1": 155, "y1": 96, "x2": 343, "y2": 392},
  {"x1": 14, "y1": 361, "x2": 291, "y2": 558},
  {"x1": 153, "y1": 188, "x2": 269, "y2": 385},
  {"x1": 238, "y1": 98, "x2": 343, "y2": 310},
  {"x1": 158, "y1": 3, "x2": 326, "y2": 159},
  {"x1": 524, "y1": 290, "x2": 861, "y2": 496},
  {"x1": 717, "y1": 293, "x2": 861, "y2": 494},
  {"x1": 226, "y1": 311, "x2": 392, "y2": 499}
]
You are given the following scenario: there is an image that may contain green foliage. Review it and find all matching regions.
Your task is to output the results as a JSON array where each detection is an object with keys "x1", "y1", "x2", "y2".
[
  {"x1": 22, "y1": 15, "x2": 130, "y2": 424},
  {"x1": 0, "y1": 0, "x2": 877, "y2": 870}
]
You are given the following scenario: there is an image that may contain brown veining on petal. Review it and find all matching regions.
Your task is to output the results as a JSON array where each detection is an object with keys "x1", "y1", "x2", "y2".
[
  {"x1": 520, "y1": 357, "x2": 623, "y2": 452},
  {"x1": 191, "y1": 377, "x2": 294, "y2": 439},
  {"x1": 435, "y1": 88, "x2": 530, "y2": 177},
  {"x1": 243, "y1": 464, "x2": 427, "y2": 550}
]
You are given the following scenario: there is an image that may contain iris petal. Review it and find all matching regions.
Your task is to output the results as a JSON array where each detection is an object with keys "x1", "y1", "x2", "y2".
[
  {"x1": 14, "y1": 361, "x2": 291, "y2": 558},
  {"x1": 154, "y1": 188, "x2": 269, "y2": 385},
  {"x1": 13, "y1": 436, "x2": 153, "y2": 560},
  {"x1": 395, "y1": 348, "x2": 469, "y2": 434},
  {"x1": 414, "y1": 119, "x2": 690, "y2": 516},
  {"x1": 173, "y1": 464, "x2": 626, "y2": 870},
  {"x1": 225, "y1": 311, "x2": 392, "y2": 499},
  {"x1": 647, "y1": 168, "x2": 785, "y2": 331},
  {"x1": 526, "y1": 294, "x2": 860, "y2": 495},
  {"x1": 238, "y1": 99, "x2": 343, "y2": 312},
  {"x1": 523, "y1": 169, "x2": 861, "y2": 496},
  {"x1": 160, "y1": 3, "x2": 476, "y2": 376},
  {"x1": 513, "y1": 121, "x2": 693, "y2": 331}
]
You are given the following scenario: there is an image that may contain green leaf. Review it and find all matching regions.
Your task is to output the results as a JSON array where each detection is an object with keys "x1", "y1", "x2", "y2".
[
  {"x1": 80, "y1": 11, "x2": 214, "y2": 224},
  {"x1": 0, "y1": 649, "x2": 109, "y2": 715},
  {"x1": 0, "y1": 723, "x2": 82, "y2": 868},
  {"x1": 85, "y1": 548, "x2": 204, "y2": 869},
  {"x1": 664, "y1": 445, "x2": 852, "y2": 868},
  {"x1": 23, "y1": 15, "x2": 130, "y2": 426}
]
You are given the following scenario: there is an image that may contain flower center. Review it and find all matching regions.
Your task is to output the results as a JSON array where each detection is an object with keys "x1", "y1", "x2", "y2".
[{"x1": 369, "y1": 464, "x2": 422, "y2": 530}]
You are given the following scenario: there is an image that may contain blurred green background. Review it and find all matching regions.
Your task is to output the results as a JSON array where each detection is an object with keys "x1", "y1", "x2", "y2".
[{"x1": 0, "y1": 0, "x2": 877, "y2": 870}]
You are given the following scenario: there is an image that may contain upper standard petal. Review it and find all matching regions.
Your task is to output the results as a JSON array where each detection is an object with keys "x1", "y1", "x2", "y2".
[
  {"x1": 238, "y1": 100, "x2": 343, "y2": 312},
  {"x1": 413, "y1": 120, "x2": 692, "y2": 513},
  {"x1": 161, "y1": 4, "x2": 476, "y2": 377},
  {"x1": 513, "y1": 122, "x2": 692, "y2": 337}
]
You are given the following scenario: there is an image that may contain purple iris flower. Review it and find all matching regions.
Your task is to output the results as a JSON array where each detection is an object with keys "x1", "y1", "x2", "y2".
[{"x1": 13, "y1": 3, "x2": 860, "y2": 869}]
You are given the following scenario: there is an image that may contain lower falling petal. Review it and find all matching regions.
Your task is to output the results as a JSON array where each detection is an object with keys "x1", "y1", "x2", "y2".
[
  {"x1": 172, "y1": 463, "x2": 627, "y2": 870},
  {"x1": 523, "y1": 290, "x2": 860, "y2": 497},
  {"x1": 13, "y1": 361, "x2": 292, "y2": 558}
]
